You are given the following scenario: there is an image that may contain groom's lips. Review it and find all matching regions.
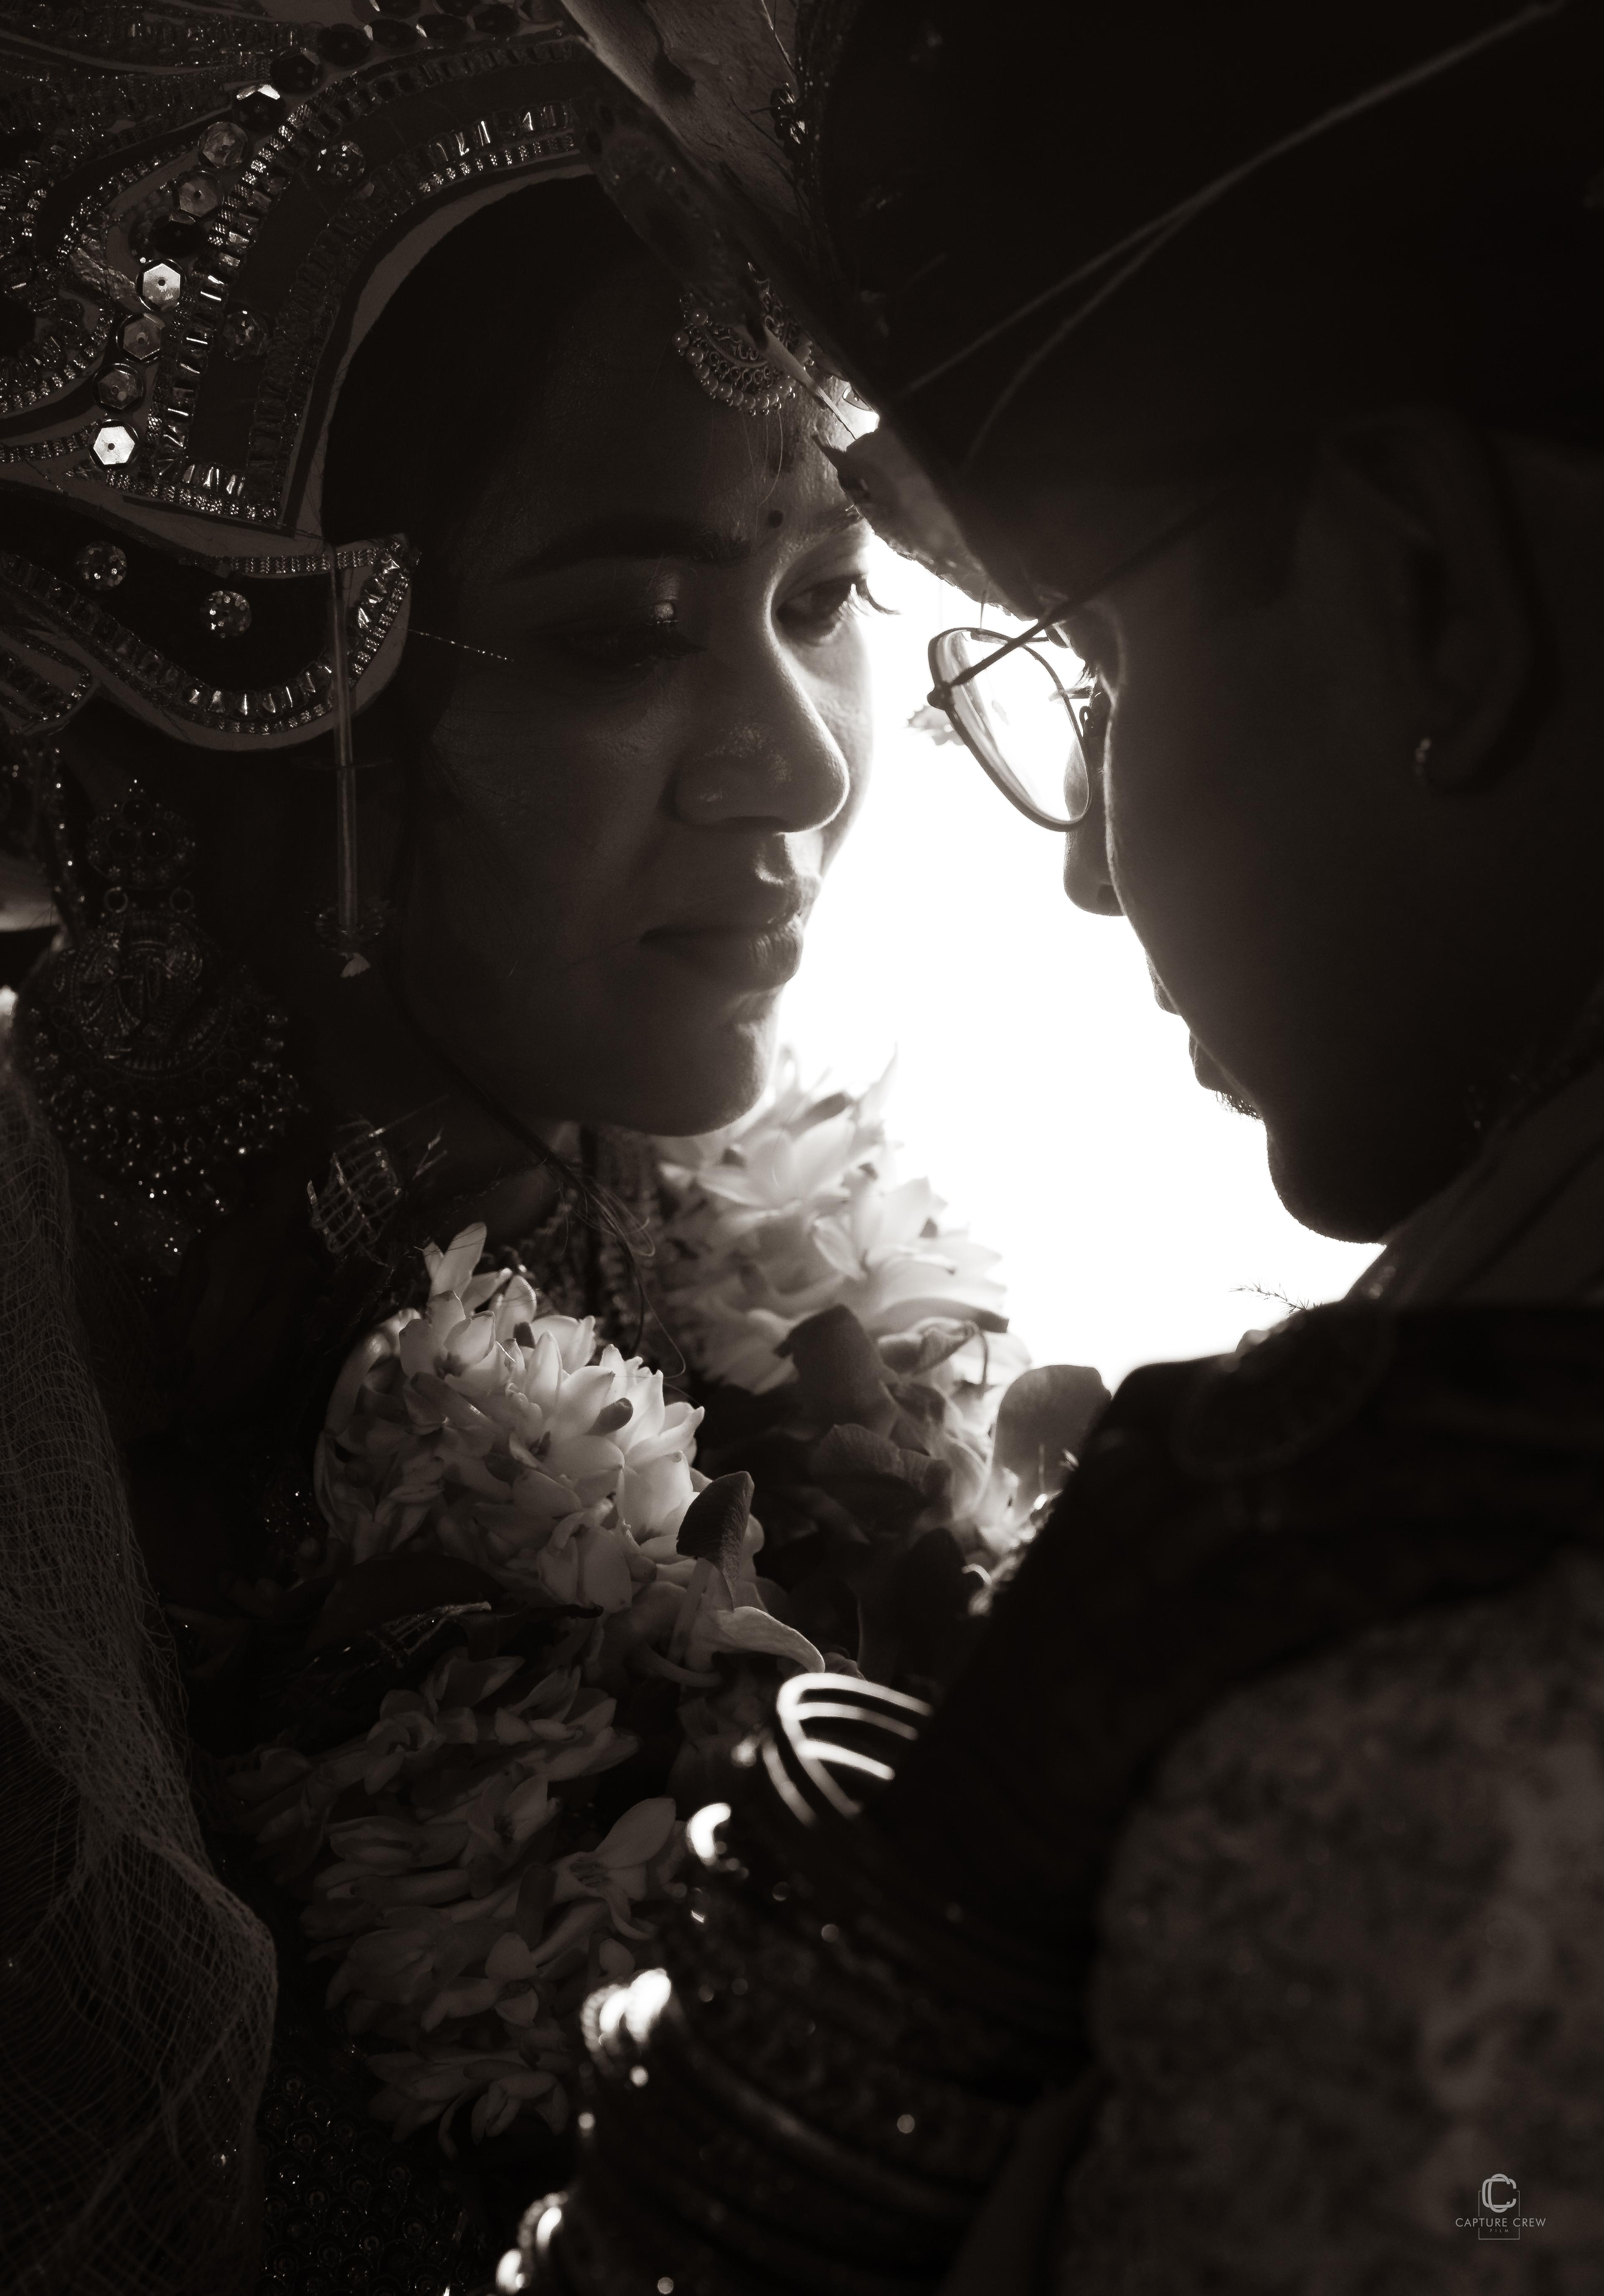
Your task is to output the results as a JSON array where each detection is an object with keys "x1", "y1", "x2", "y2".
[
  {"x1": 1151, "y1": 969, "x2": 1258, "y2": 1111},
  {"x1": 1190, "y1": 1032, "x2": 1260, "y2": 1116},
  {"x1": 1189, "y1": 1031, "x2": 1235, "y2": 1091},
  {"x1": 644, "y1": 885, "x2": 812, "y2": 991}
]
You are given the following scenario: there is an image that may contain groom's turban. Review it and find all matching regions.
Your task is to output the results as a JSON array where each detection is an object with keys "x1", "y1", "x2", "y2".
[
  {"x1": 778, "y1": 0, "x2": 1604, "y2": 598},
  {"x1": 555, "y1": 1, "x2": 1601, "y2": 608}
]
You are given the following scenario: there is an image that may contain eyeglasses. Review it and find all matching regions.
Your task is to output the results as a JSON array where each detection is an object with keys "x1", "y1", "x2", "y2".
[{"x1": 926, "y1": 612, "x2": 1106, "y2": 831}]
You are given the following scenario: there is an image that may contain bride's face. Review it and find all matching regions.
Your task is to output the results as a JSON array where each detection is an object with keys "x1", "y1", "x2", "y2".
[{"x1": 391, "y1": 254, "x2": 874, "y2": 1139}]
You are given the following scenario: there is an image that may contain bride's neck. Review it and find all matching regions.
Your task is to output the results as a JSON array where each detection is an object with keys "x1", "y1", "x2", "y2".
[
  {"x1": 412, "y1": 1113, "x2": 581, "y2": 1246},
  {"x1": 308, "y1": 964, "x2": 579, "y2": 1249}
]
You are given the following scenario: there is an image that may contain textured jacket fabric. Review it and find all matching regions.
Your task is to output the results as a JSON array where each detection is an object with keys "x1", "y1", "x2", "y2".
[{"x1": 1057, "y1": 1536, "x2": 1604, "y2": 2288}]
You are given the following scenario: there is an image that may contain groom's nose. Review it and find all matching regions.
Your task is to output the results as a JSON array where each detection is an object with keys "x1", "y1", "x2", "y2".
[
  {"x1": 1062, "y1": 743, "x2": 1121, "y2": 915},
  {"x1": 670, "y1": 660, "x2": 856, "y2": 833}
]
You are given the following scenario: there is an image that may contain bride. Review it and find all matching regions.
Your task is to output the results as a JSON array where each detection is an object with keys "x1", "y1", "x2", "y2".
[{"x1": 0, "y1": 17, "x2": 992, "y2": 2295}]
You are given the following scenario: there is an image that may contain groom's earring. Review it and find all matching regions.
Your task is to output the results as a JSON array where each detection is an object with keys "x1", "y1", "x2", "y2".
[{"x1": 13, "y1": 776, "x2": 299, "y2": 1220}]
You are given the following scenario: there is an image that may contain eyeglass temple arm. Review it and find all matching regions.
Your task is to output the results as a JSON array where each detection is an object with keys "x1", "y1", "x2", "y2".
[{"x1": 936, "y1": 605, "x2": 1074, "y2": 699}]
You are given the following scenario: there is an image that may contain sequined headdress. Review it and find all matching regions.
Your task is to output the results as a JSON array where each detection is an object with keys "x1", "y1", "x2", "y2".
[{"x1": 0, "y1": 0, "x2": 788, "y2": 768}]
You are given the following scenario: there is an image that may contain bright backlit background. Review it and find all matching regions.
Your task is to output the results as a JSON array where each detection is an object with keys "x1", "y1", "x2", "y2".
[{"x1": 779, "y1": 554, "x2": 1373, "y2": 1389}]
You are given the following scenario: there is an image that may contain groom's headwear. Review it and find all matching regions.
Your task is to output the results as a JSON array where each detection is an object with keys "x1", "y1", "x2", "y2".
[
  {"x1": 564, "y1": 0, "x2": 1604, "y2": 609},
  {"x1": 792, "y1": 0, "x2": 1604, "y2": 601}
]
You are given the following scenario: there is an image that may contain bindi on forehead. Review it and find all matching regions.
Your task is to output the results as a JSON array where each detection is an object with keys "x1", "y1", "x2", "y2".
[{"x1": 480, "y1": 494, "x2": 863, "y2": 589}]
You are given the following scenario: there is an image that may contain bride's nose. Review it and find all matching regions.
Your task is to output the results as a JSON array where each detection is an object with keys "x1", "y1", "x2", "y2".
[{"x1": 669, "y1": 656, "x2": 854, "y2": 831}]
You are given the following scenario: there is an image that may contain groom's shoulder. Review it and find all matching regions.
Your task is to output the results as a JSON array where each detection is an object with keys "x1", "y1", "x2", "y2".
[
  {"x1": 1004, "y1": 1301, "x2": 1604, "y2": 1777},
  {"x1": 1082, "y1": 1297, "x2": 1604, "y2": 1513},
  {"x1": 1056, "y1": 1305, "x2": 1604, "y2": 2273}
]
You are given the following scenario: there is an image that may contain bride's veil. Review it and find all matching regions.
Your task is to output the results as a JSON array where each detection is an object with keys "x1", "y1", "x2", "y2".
[{"x1": 0, "y1": 1065, "x2": 274, "y2": 2295}]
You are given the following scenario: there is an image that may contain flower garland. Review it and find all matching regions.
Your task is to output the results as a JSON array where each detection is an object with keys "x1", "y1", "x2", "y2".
[
  {"x1": 654, "y1": 1053, "x2": 1025, "y2": 1404},
  {"x1": 231, "y1": 1062, "x2": 1100, "y2": 2159},
  {"x1": 653, "y1": 1059, "x2": 1041, "y2": 1601}
]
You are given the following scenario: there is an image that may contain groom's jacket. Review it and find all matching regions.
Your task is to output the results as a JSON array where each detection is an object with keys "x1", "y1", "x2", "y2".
[{"x1": 878, "y1": 1301, "x2": 1604, "y2": 2286}]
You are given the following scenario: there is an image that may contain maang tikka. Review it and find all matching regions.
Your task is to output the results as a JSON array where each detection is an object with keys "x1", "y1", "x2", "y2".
[
  {"x1": 674, "y1": 276, "x2": 820, "y2": 416},
  {"x1": 13, "y1": 778, "x2": 299, "y2": 1219}
]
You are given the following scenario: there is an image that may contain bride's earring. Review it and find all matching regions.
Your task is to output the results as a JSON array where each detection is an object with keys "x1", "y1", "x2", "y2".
[{"x1": 13, "y1": 776, "x2": 299, "y2": 1218}]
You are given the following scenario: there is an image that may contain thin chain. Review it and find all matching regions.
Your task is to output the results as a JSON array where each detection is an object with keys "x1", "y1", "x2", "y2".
[{"x1": 409, "y1": 628, "x2": 514, "y2": 669}]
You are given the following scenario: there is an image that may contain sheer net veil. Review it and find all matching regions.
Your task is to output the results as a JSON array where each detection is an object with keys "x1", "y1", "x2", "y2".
[{"x1": 0, "y1": 1056, "x2": 275, "y2": 2294}]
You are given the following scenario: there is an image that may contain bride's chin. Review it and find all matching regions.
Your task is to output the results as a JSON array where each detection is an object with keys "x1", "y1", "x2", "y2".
[{"x1": 597, "y1": 1007, "x2": 779, "y2": 1139}]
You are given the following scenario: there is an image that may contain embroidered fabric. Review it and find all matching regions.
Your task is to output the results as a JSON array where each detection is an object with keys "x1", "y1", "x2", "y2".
[
  {"x1": 0, "y1": 1068, "x2": 276, "y2": 2296},
  {"x1": 248, "y1": 1911, "x2": 498, "y2": 2296},
  {"x1": 1057, "y1": 1544, "x2": 1604, "y2": 2289},
  {"x1": 0, "y1": 1058, "x2": 663, "y2": 2294},
  {"x1": 255, "y1": 2054, "x2": 483, "y2": 2296}
]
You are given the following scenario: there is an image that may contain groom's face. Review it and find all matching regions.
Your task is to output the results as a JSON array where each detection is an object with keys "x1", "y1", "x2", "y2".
[{"x1": 1043, "y1": 439, "x2": 1581, "y2": 1244}]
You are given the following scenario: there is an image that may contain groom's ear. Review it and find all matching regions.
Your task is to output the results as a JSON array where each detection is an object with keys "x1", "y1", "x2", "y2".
[{"x1": 1314, "y1": 410, "x2": 1540, "y2": 794}]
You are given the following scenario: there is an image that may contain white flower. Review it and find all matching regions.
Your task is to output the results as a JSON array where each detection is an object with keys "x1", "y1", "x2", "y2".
[
  {"x1": 686, "y1": 1606, "x2": 825, "y2": 1676},
  {"x1": 315, "y1": 1222, "x2": 703, "y2": 1607},
  {"x1": 548, "y1": 1798, "x2": 678, "y2": 1937},
  {"x1": 656, "y1": 1057, "x2": 1020, "y2": 1397},
  {"x1": 256, "y1": 1630, "x2": 685, "y2": 2146},
  {"x1": 365, "y1": 2044, "x2": 565, "y2": 2148},
  {"x1": 272, "y1": 1226, "x2": 820, "y2": 2154}
]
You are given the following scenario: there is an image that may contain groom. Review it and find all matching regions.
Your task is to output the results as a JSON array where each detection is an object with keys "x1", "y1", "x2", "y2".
[{"x1": 561, "y1": 1, "x2": 1604, "y2": 2283}]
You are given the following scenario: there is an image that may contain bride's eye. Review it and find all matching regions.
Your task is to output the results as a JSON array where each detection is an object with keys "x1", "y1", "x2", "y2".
[
  {"x1": 779, "y1": 571, "x2": 889, "y2": 643},
  {"x1": 544, "y1": 606, "x2": 703, "y2": 680}
]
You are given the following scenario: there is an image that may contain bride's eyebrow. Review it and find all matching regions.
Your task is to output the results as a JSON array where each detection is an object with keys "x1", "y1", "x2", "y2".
[{"x1": 496, "y1": 503, "x2": 862, "y2": 582}]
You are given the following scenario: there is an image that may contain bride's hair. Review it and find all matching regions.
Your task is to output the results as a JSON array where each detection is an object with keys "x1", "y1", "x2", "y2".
[{"x1": 322, "y1": 174, "x2": 651, "y2": 570}]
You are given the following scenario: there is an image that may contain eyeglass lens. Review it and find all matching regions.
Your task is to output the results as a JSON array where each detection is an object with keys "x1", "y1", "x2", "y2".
[{"x1": 930, "y1": 627, "x2": 1095, "y2": 827}]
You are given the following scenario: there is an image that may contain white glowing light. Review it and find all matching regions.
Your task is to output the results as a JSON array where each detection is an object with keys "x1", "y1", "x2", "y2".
[{"x1": 782, "y1": 556, "x2": 1373, "y2": 1387}]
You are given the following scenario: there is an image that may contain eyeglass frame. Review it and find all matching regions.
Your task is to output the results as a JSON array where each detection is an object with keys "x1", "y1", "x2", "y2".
[
  {"x1": 924, "y1": 609, "x2": 1104, "y2": 831},
  {"x1": 920, "y1": 469, "x2": 1283, "y2": 832}
]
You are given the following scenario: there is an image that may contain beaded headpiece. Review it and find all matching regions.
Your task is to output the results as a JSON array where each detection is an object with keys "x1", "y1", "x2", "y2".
[
  {"x1": 0, "y1": 0, "x2": 781, "y2": 764},
  {"x1": 674, "y1": 279, "x2": 808, "y2": 414}
]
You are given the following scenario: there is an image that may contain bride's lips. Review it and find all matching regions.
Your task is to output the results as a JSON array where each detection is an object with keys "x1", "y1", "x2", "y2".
[{"x1": 643, "y1": 888, "x2": 812, "y2": 991}]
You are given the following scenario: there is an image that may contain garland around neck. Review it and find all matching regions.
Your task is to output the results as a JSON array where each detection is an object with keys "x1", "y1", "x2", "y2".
[{"x1": 229, "y1": 1059, "x2": 1065, "y2": 2156}]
